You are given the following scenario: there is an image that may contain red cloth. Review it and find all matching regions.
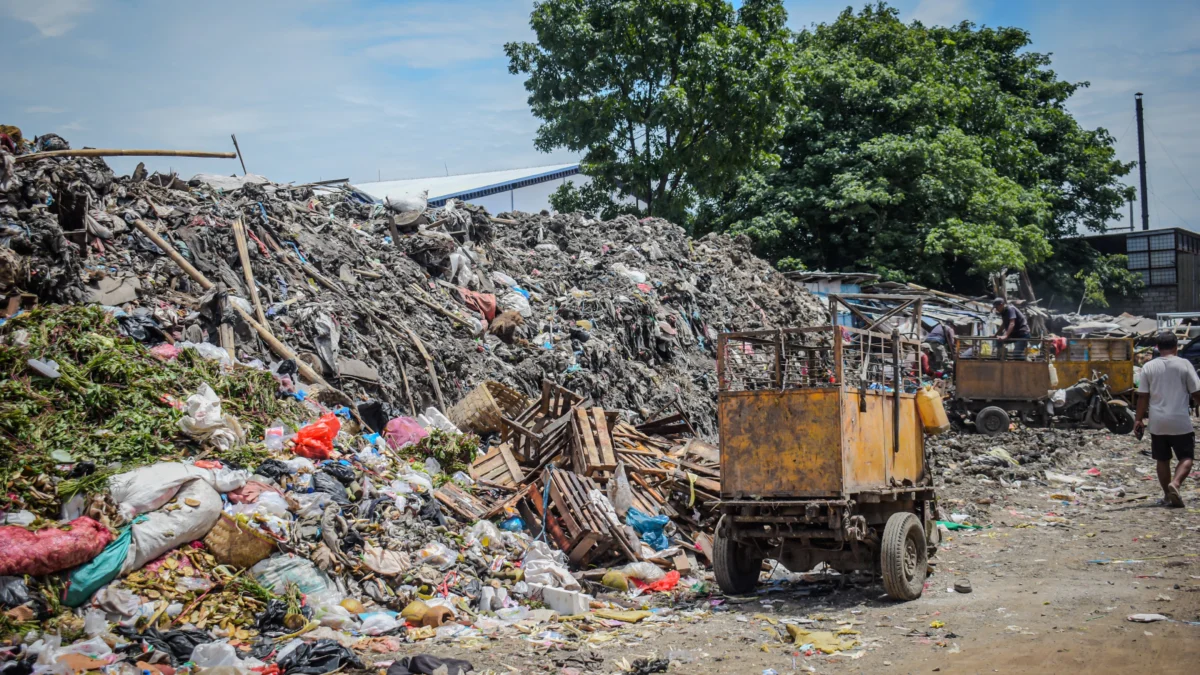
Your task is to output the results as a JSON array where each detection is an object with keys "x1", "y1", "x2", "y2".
[
  {"x1": 0, "y1": 517, "x2": 113, "y2": 576},
  {"x1": 630, "y1": 570, "x2": 681, "y2": 593},
  {"x1": 458, "y1": 288, "x2": 497, "y2": 322}
]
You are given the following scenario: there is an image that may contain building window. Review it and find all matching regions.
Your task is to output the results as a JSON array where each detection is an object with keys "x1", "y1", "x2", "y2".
[
  {"x1": 1150, "y1": 233, "x2": 1175, "y2": 250},
  {"x1": 1127, "y1": 236, "x2": 1149, "y2": 252},
  {"x1": 1138, "y1": 270, "x2": 1151, "y2": 286},
  {"x1": 1127, "y1": 252, "x2": 1149, "y2": 269},
  {"x1": 1150, "y1": 250, "x2": 1175, "y2": 268},
  {"x1": 1150, "y1": 268, "x2": 1177, "y2": 286}
]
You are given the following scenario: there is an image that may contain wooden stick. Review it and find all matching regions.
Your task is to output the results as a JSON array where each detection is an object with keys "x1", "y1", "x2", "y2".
[
  {"x1": 15, "y1": 148, "x2": 237, "y2": 163},
  {"x1": 407, "y1": 284, "x2": 472, "y2": 327},
  {"x1": 398, "y1": 323, "x2": 446, "y2": 412},
  {"x1": 232, "y1": 219, "x2": 269, "y2": 325},
  {"x1": 383, "y1": 331, "x2": 416, "y2": 416}
]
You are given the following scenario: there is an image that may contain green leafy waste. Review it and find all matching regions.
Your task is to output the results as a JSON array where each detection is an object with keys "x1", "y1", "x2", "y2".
[
  {"x1": 409, "y1": 428, "x2": 480, "y2": 477},
  {"x1": 0, "y1": 306, "x2": 305, "y2": 516}
]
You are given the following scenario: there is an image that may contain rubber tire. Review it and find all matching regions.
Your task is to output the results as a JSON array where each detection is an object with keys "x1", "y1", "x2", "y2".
[
  {"x1": 881, "y1": 512, "x2": 928, "y2": 601},
  {"x1": 976, "y1": 406, "x2": 1011, "y2": 436},
  {"x1": 713, "y1": 515, "x2": 763, "y2": 595},
  {"x1": 1104, "y1": 403, "x2": 1135, "y2": 435}
]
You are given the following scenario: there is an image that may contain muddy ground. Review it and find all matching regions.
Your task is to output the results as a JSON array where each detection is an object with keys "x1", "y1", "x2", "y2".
[{"x1": 382, "y1": 428, "x2": 1200, "y2": 675}]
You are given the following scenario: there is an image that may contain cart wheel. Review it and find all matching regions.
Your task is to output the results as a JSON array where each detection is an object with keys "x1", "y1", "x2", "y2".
[
  {"x1": 1104, "y1": 402, "x2": 1135, "y2": 435},
  {"x1": 714, "y1": 515, "x2": 762, "y2": 595},
  {"x1": 975, "y1": 406, "x2": 1010, "y2": 436},
  {"x1": 881, "y1": 512, "x2": 927, "y2": 601}
]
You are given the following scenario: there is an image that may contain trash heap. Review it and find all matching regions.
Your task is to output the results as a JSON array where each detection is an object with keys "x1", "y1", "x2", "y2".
[
  {"x1": 0, "y1": 133, "x2": 826, "y2": 673},
  {"x1": 0, "y1": 131, "x2": 826, "y2": 438},
  {"x1": 927, "y1": 426, "x2": 1093, "y2": 482}
]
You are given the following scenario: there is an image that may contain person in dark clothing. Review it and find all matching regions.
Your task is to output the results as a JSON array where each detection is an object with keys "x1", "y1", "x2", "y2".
[
  {"x1": 923, "y1": 321, "x2": 955, "y2": 372},
  {"x1": 993, "y1": 297, "x2": 1032, "y2": 356}
]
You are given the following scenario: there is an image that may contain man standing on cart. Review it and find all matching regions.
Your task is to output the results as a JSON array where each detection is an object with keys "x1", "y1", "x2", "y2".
[{"x1": 993, "y1": 298, "x2": 1031, "y2": 357}]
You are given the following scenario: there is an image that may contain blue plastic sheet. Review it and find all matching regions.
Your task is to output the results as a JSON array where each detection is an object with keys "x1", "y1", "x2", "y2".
[{"x1": 626, "y1": 507, "x2": 670, "y2": 551}]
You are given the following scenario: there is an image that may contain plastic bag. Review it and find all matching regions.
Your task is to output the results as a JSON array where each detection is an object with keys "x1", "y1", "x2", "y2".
[
  {"x1": 362, "y1": 545, "x2": 411, "y2": 576},
  {"x1": 83, "y1": 608, "x2": 109, "y2": 637},
  {"x1": 254, "y1": 491, "x2": 292, "y2": 518},
  {"x1": 121, "y1": 479, "x2": 223, "y2": 574},
  {"x1": 360, "y1": 613, "x2": 400, "y2": 635},
  {"x1": 91, "y1": 585, "x2": 140, "y2": 618},
  {"x1": 451, "y1": 471, "x2": 474, "y2": 487},
  {"x1": 292, "y1": 414, "x2": 341, "y2": 460},
  {"x1": 416, "y1": 542, "x2": 458, "y2": 568},
  {"x1": 498, "y1": 290, "x2": 532, "y2": 318},
  {"x1": 179, "y1": 383, "x2": 244, "y2": 451},
  {"x1": 276, "y1": 639, "x2": 363, "y2": 675},
  {"x1": 617, "y1": 561, "x2": 666, "y2": 584},
  {"x1": 291, "y1": 492, "x2": 332, "y2": 519},
  {"x1": 0, "y1": 516, "x2": 113, "y2": 577},
  {"x1": 58, "y1": 636, "x2": 112, "y2": 659},
  {"x1": 626, "y1": 507, "x2": 670, "y2": 551},
  {"x1": 418, "y1": 407, "x2": 460, "y2": 434},
  {"x1": 108, "y1": 462, "x2": 246, "y2": 521},
  {"x1": 191, "y1": 641, "x2": 243, "y2": 668},
  {"x1": 399, "y1": 471, "x2": 433, "y2": 495},
  {"x1": 499, "y1": 516, "x2": 525, "y2": 533},
  {"x1": 313, "y1": 603, "x2": 358, "y2": 630},
  {"x1": 384, "y1": 416, "x2": 428, "y2": 450},
  {"x1": 523, "y1": 541, "x2": 579, "y2": 591},
  {"x1": 467, "y1": 521, "x2": 504, "y2": 552},
  {"x1": 252, "y1": 555, "x2": 335, "y2": 599},
  {"x1": 609, "y1": 462, "x2": 633, "y2": 518},
  {"x1": 312, "y1": 471, "x2": 350, "y2": 505}
]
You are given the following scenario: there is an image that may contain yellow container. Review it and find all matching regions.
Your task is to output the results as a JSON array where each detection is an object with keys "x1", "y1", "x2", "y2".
[{"x1": 915, "y1": 387, "x2": 951, "y2": 435}]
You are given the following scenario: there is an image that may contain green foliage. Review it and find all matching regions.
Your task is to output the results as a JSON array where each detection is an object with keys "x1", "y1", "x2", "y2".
[
  {"x1": 1035, "y1": 251, "x2": 1143, "y2": 310},
  {"x1": 716, "y1": 3, "x2": 1132, "y2": 290},
  {"x1": 411, "y1": 428, "x2": 480, "y2": 476},
  {"x1": 507, "y1": 0, "x2": 795, "y2": 220},
  {"x1": 549, "y1": 180, "x2": 639, "y2": 220},
  {"x1": 0, "y1": 306, "x2": 304, "y2": 516}
]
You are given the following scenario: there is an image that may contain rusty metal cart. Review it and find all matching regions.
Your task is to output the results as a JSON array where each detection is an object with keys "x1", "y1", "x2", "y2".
[
  {"x1": 953, "y1": 336, "x2": 1135, "y2": 435},
  {"x1": 713, "y1": 313, "x2": 936, "y2": 601}
]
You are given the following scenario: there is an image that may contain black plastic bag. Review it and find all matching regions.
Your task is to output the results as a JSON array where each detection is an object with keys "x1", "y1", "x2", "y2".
[
  {"x1": 312, "y1": 471, "x2": 350, "y2": 505},
  {"x1": 0, "y1": 577, "x2": 49, "y2": 619},
  {"x1": 117, "y1": 312, "x2": 163, "y2": 345},
  {"x1": 256, "y1": 459, "x2": 292, "y2": 480},
  {"x1": 277, "y1": 639, "x2": 363, "y2": 675},
  {"x1": 255, "y1": 598, "x2": 311, "y2": 633},
  {"x1": 419, "y1": 496, "x2": 447, "y2": 527},
  {"x1": 388, "y1": 655, "x2": 474, "y2": 675},
  {"x1": 622, "y1": 659, "x2": 669, "y2": 675},
  {"x1": 320, "y1": 463, "x2": 356, "y2": 485},
  {"x1": 117, "y1": 626, "x2": 214, "y2": 665}
]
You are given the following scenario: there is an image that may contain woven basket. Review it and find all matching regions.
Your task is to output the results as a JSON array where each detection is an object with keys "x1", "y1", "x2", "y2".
[
  {"x1": 448, "y1": 381, "x2": 529, "y2": 434},
  {"x1": 203, "y1": 513, "x2": 278, "y2": 569}
]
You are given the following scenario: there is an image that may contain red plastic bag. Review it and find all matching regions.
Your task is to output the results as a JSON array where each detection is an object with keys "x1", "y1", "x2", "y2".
[
  {"x1": 0, "y1": 517, "x2": 114, "y2": 576},
  {"x1": 384, "y1": 417, "x2": 428, "y2": 450},
  {"x1": 292, "y1": 413, "x2": 341, "y2": 460},
  {"x1": 630, "y1": 570, "x2": 680, "y2": 593}
]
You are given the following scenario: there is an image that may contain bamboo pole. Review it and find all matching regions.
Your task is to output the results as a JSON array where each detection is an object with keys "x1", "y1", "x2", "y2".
[
  {"x1": 232, "y1": 219, "x2": 269, "y2": 325},
  {"x1": 16, "y1": 148, "x2": 237, "y2": 163}
]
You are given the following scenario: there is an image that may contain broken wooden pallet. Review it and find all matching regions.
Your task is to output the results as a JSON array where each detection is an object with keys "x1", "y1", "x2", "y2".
[
  {"x1": 470, "y1": 443, "x2": 525, "y2": 488},
  {"x1": 433, "y1": 482, "x2": 488, "y2": 522},
  {"x1": 570, "y1": 406, "x2": 618, "y2": 477},
  {"x1": 502, "y1": 380, "x2": 587, "y2": 466}
]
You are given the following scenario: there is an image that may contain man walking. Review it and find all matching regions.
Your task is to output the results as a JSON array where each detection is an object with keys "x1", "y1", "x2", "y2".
[{"x1": 1134, "y1": 332, "x2": 1200, "y2": 507}]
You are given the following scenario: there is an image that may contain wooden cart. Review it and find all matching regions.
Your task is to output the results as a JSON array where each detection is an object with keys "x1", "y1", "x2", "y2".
[{"x1": 713, "y1": 315, "x2": 936, "y2": 601}]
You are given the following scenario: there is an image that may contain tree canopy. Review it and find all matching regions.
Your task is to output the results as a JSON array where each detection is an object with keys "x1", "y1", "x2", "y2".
[{"x1": 506, "y1": 0, "x2": 795, "y2": 223}]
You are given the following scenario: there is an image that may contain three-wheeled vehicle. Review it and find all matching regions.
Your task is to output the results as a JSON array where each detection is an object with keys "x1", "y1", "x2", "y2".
[
  {"x1": 713, "y1": 304, "x2": 937, "y2": 601},
  {"x1": 953, "y1": 336, "x2": 1135, "y2": 435}
]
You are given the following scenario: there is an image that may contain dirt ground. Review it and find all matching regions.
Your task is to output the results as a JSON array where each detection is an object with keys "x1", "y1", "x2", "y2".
[{"x1": 381, "y1": 428, "x2": 1200, "y2": 675}]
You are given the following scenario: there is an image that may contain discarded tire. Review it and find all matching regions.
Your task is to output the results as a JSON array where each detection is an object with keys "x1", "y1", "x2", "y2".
[
  {"x1": 881, "y1": 512, "x2": 927, "y2": 601},
  {"x1": 713, "y1": 515, "x2": 762, "y2": 595},
  {"x1": 975, "y1": 406, "x2": 1010, "y2": 436}
]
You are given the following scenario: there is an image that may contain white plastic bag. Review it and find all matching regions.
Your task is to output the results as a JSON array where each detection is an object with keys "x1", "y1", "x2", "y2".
[
  {"x1": 83, "y1": 609, "x2": 109, "y2": 637},
  {"x1": 416, "y1": 542, "x2": 458, "y2": 568},
  {"x1": 498, "y1": 291, "x2": 532, "y2": 318},
  {"x1": 121, "y1": 479, "x2": 223, "y2": 574},
  {"x1": 417, "y1": 407, "x2": 461, "y2": 434},
  {"x1": 252, "y1": 555, "x2": 335, "y2": 599},
  {"x1": 108, "y1": 462, "x2": 243, "y2": 521},
  {"x1": 254, "y1": 492, "x2": 291, "y2": 518},
  {"x1": 467, "y1": 521, "x2": 505, "y2": 552},
  {"x1": 399, "y1": 471, "x2": 433, "y2": 495},
  {"x1": 618, "y1": 561, "x2": 666, "y2": 583},
  {"x1": 191, "y1": 641, "x2": 243, "y2": 668},
  {"x1": 523, "y1": 541, "x2": 580, "y2": 591},
  {"x1": 360, "y1": 613, "x2": 400, "y2": 635},
  {"x1": 179, "y1": 383, "x2": 244, "y2": 452}
]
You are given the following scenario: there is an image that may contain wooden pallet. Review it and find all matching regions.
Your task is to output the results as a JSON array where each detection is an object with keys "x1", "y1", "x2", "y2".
[
  {"x1": 433, "y1": 482, "x2": 488, "y2": 522},
  {"x1": 537, "y1": 469, "x2": 642, "y2": 566},
  {"x1": 470, "y1": 443, "x2": 525, "y2": 488},
  {"x1": 570, "y1": 406, "x2": 618, "y2": 477},
  {"x1": 502, "y1": 380, "x2": 587, "y2": 466}
]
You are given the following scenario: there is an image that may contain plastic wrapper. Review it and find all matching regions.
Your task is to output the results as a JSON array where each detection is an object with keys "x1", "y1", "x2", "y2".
[
  {"x1": 523, "y1": 541, "x2": 580, "y2": 591},
  {"x1": 360, "y1": 613, "x2": 401, "y2": 635},
  {"x1": 252, "y1": 555, "x2": 336, "y2": 599},
  {"x1": 617, "y1": 561, "x2": 666, "y2": 583},
  {"x1": 467, "y1": 521, "x2": 504, "y2": 551},
  {"x1": 276, "y1": 639, "x2": 363, "y2": 675},
  {"x1": 399, "y1": 471, "x2": 433, "y2": 495},
  {"x1": 292, "y1": 414, "x2": 341, "y2": 460},
  {"x1": 83, "y1": 609, "x2": 109, "y2": 637},
  {"x1": 626, "y1": 507, "x2": 671, "y2": 551},
  {"x1": 191, "y1": 641, "x2": 243, "y2": 668},
  {"x1": 416, "y1": 542, "x2": 458, "y2": 568},
  {"x1": 417, "y1": 407, "x2": 460, "y2": 434}
]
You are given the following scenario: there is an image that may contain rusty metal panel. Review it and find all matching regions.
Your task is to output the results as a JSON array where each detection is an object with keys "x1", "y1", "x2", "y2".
[
  {"x1": 956, "y1": 360, "x2": 1050, "y2": 400},
  {"x1": 719, "y1": 390, "x2": 843, "y2": 498},
  {"x1": 889, "y1": 397, "x2": 926, "y2": 485},
  {"x1": 841, "y1": 392, "x2": 887, "y2": 492}
]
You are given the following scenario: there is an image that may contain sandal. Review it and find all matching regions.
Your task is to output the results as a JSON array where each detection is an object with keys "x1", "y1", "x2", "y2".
[{"x1": 1166, "y1": 484, "x2": 1185, "y2": 508}]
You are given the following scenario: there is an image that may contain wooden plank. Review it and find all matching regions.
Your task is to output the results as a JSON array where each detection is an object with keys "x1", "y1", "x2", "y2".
[
  {"x1": 498, "y1": 444, "x2": 525, "y2": 483},
  {"x1": 593, "y1": 408, "x2": 615, "y2": 469}
]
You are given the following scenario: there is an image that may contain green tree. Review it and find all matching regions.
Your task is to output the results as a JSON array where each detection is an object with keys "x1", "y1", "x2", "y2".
[
  {"x1": 506, "y1": 0, "x2": 795, "y2": 222},
  {"x1": 715, "y1": 4, "x2": 1133, "y2": 290}
]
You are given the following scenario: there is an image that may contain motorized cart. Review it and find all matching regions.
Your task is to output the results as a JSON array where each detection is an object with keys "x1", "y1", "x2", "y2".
[
  {"x1": 953, "y1": 336, "x2": 1135, "y2": 435},
  {"x1": 713, "y1": 316, "x2": 939, "y2": 601}
]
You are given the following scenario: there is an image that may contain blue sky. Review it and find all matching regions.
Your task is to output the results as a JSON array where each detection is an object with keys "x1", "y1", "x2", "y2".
[{"x1": 2, "y1": 0, "x2": 1197, "y2": 232}]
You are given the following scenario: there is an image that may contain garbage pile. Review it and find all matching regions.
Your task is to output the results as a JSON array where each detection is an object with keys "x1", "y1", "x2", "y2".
[
  {"x1": 0, "y1": 131, "x2": 826, "y2": 440},
  {"x1": 927, "y1": 427, "x2": 1093, "y2": 482},
  {"x1": 0, "y1": 133, "x2": 827, "y2": 673}
]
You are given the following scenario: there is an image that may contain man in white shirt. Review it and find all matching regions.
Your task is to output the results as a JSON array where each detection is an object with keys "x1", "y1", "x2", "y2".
[{"x1": 1135, "y1": 332, "x2": 1200, "y2": 507}]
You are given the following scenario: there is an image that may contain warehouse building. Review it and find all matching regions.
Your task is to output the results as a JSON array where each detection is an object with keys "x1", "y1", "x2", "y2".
[
  {"x1": 1073, "y1": 226, "x2": 1200, "y2": 314},
  {"x1": 354, "y1": 163, "x2": 582, "y2": 215}
]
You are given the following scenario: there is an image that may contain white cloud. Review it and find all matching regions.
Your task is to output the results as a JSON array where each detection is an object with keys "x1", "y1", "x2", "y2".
[
  {"x1": 24, "y1": 105, "x2": 65, "y2": 114},
  {"x1": 910, "y1": 0, "x2": 977, "y2": 26},
  {"x1": 0, "y1": 0, "x2": 94, "y2": 37},
  {"x1": 60, "y1": 120, "x2": 84, "y2": 132}
]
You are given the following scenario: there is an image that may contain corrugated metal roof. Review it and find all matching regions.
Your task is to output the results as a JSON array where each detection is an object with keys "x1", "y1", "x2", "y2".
[{"x1": 353, "y1": 163, "x2": 581, "y2": 206}]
